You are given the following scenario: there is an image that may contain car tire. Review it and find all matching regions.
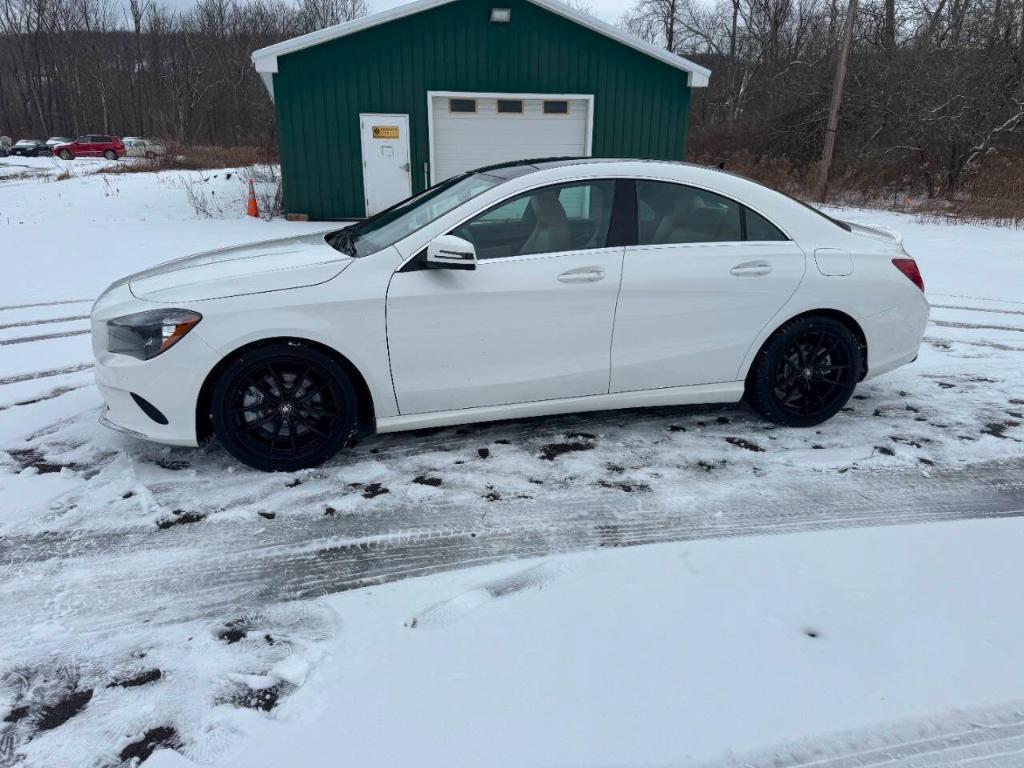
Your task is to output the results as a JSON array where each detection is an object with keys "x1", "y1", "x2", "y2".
[
  {"x1": 59, "y1": 150, "x2": 72, "y2": 160},
  {"x1": 745, "y1": 315, "x2": 863, "y2": 428},
  {"x1": 211, "y1": 343, "x2": 360, "y2": 472},
  {"x1": 103, "y1": 150, "x2": 118, "y2": 160}
]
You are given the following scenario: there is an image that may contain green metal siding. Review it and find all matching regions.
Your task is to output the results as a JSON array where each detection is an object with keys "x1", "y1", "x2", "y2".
[{"x1": 273, "y1": 0, "x2": 693, "y2": 219}]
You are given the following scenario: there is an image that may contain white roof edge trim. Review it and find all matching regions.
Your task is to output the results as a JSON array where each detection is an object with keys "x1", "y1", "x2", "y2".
[{"x1": 251, "y1": 0, "x2": 711, "y2": 91}]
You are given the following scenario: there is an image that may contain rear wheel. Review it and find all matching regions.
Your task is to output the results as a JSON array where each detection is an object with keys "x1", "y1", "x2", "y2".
[
  {"x1": 211, "y1": 344, "x2": 359, "y2": 472},
  {"x1": 745, "y1": 315, "x2": 862, "y2": 427},
  {"x1": 103, "y1": 149, "x2": 118, "y2": 160}
]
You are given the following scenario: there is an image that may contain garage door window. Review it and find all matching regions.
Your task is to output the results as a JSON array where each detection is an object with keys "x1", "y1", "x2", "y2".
[
  {"x1": 453, "y1": 180, "x2": 616, "y2": 259},
  {"x1": 449, "y1": 98, "x2": 476, "y2": 113},
  {"x1": 543, "y1": 100, "x2": 569, "y2": 114},
  {"x1": 497, "y1": 99, "x2": 523, "y2": 114}
]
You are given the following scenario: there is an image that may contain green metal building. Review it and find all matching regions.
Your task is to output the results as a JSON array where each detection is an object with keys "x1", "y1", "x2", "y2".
[{"x1": 252, "y1": 0, "x2": 710, "y2": 220}]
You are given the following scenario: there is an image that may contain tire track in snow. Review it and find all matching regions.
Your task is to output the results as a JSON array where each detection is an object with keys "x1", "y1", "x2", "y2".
[
  {"x1": 0, "y1": 329, "x2": 90, "y2": 347},
  {"x1": 0, "y1": 363, "x2": 93, "y2": 385},
  {"x1": 930, "y1": 303, "x2": 1024, "y2": 317},
  {"x1": 1, "y1": 460, "x2": 1021, "y2": 642},
  {"x1": 701, "y1": 700, "x2": 1024, "y2": 768},
  {"x1": 929, "y1": 320, "x2": 1024, "y2": 333},
  {"x1": 0, "y1": 299, "x2": 90, "y2": 311},
  {"x1": 0, "y1": 314, "x2": 88, "y2": 331},
  {"x1": 0, "y1": 383, "x2": 88, "y2": 412}
]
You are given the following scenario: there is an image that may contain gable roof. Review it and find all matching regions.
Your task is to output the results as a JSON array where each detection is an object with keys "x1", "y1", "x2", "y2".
[{"x1": 251, "y1": 0, "x2": 711, "y2": 99}]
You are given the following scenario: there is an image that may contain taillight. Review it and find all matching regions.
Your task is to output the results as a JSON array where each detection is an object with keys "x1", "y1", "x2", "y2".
[{"x1": 892, "y1": 258, "x2": 924, "y2": 292}]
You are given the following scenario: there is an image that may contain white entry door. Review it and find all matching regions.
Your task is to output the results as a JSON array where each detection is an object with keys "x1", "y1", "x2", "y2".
[{"x1": 359, "y1": 113, "x2": 412, "y2": 215}]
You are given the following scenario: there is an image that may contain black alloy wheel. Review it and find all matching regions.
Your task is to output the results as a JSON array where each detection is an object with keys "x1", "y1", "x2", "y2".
[
  {"x1": 211, "y1": 344, "x2": 358, "y2": 471},
  {"x1": 746, "y1": 316, "x2": 862, "y2": 427}
]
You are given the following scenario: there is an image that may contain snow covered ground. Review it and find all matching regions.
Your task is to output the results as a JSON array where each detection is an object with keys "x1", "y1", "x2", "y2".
[{"x1": 1, "y1": 157, "x2": 1022, "y2": 767}]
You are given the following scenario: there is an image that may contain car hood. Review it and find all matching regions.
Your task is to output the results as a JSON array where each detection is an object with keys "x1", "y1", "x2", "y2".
[{"x1": 129, "y1": 231, "x2": 353, "y2": 303}]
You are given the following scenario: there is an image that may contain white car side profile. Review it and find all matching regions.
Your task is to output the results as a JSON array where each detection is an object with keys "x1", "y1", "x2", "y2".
[{"x1": 91, "y1": 159, "x2": 929, "y2": 471}]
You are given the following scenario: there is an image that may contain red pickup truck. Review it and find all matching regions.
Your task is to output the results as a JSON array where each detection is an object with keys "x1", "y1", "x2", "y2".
[{"x1": 53, "y1": 135, "x2": 125, "y2": 160}]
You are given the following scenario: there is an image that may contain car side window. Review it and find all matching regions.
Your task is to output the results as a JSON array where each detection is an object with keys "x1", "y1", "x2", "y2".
[
  {"x1": 452, "y1": 180, "x2": 616, "y2": 260},
  {"x1": 744, "y1": 207, "x2": 789, "y2": 241},
  {"x1": 637, "y1": 181, "x2": 743, "y2": 245}
]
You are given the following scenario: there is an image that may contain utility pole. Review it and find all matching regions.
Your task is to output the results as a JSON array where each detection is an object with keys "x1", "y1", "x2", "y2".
[{"x1": 813, "y1": 0, "x2": 859, "y2": 201}]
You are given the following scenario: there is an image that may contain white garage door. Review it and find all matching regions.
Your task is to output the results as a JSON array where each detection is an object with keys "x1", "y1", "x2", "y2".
[{"x1": 429, "y1": 93, "x2": 592, "y2": 183}]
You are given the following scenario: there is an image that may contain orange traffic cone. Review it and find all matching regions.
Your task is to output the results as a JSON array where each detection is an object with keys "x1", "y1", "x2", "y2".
[{"x1": 246, "y1": 178, "x2": 259, "y2": 218}]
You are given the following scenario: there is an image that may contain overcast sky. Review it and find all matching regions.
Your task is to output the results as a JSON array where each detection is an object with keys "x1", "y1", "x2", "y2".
[
  {"x1": 369, "y1": 0, "x2": 624, "y2": 22},
  {"x1": 152, "y1": 0, "x2": 626, "y2": 25}
]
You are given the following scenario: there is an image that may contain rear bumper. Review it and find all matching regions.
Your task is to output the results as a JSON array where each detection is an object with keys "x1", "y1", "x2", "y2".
[{"x1": 861, "y1": 293, "x2": 930, "y2": 380}]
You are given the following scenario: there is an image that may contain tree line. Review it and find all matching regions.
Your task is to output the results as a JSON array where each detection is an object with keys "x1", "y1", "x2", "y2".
[
  {"x1": 624, "y1": 0, "x2": 1024, "y2": 197},
  {"x1": 0, "y1": 0, "x2": 364, "y2": 146},
  {"x1": 2, "y1": 0, "x2": 1022, "y2": 202}
]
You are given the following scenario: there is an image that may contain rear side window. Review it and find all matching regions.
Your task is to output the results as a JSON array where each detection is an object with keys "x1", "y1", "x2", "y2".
[
  {"x1": 744, "y1": 208, "x2": 788, "y2": 241},
  {"x1": 637, "y1": 181, "x2": 742, "y2": 244},
  {"x1": 636, "y1": 181, "x2": 790, "y2": 244}
]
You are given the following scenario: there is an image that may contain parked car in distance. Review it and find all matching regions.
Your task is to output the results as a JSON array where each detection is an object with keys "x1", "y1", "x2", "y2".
[
  {"x1": 0, "y1": 136, "x2": 11, "y2": 157},
  {"x1": 54, "y1": 135, "x2": 124, "y2": 160},
  {"x1": 46, "y1": 137, "x2": 72, "y2": 150},
  {"x1": 10, "y1": 139, "x2": 51, "y2": 157},
  {"x1": 91, "y1": 158, "x2": 930, "y2": 472},
  {"x1": 123, "y1": 137, "x2": 166, "y2": 159}
]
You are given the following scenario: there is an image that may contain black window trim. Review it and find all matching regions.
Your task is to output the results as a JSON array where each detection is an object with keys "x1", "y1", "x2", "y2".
[
  {"x1": 630, "y1": 179, "x2": 792, "y2": 245},
  {"x1": 399, "y1": 176, "x2": 791, "y2": 274}
]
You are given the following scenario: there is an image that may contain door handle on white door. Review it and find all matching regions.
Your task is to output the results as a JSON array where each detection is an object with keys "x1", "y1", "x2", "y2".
[
  {"x1": 558, "y1": 267, "x2": 605, "y2": 283},
  {"x1": 730, "y1": 261, "x2": 772, "y2": 277}
]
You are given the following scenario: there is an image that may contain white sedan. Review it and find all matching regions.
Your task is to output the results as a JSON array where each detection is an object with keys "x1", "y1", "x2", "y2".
[{"x1": 91, "y1": 159, "x2": 929, "y2": 471}]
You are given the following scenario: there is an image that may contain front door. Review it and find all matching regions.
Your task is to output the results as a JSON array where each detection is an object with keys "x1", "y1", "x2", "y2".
[
  {"x1": 611, "y1": 180, "x2": 807, "y2": 392},
  {"x1": 359, "y1": 114, "x2": 412, "y2": 216},
  {"x1": 387, "y1": 179, "x2": 624, "y2": 415}
]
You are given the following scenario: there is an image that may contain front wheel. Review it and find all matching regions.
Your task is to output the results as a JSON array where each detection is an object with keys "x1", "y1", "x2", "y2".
[
  {"x1": 211, "y1": 344, "x2": 359, "y2": 472},
  {"x1": 59, "y1": 150, "x2": 72, "y2": 160},
  {"x1": 745, "y1": 316, "x2": 863, "y2": 427}
]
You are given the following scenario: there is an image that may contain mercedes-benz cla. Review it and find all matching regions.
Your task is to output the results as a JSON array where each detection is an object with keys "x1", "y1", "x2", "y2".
[{"x1": 91, "y1": 159, "x2": 929, "y2": 471}]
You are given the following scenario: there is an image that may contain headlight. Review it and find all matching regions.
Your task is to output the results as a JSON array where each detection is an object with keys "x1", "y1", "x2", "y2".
[{"x1": 107, "y1": 309, "x2": 202, "y2": 360}]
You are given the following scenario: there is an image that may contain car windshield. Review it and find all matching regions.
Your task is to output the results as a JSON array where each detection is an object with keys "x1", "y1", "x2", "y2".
[
  {"x1": 326, "y1": 172, "x2": 504, "y2": 258},
  {"x1": 16, "y1": 140, "x2": 35, "y2": 146}
]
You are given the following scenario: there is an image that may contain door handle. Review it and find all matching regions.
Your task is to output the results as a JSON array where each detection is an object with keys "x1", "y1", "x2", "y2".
[
  {"x1": 558, "y1": 267, "x2": 605, "y2": 283},
  {"x1": 730, "y1": 261, "x2": 772, "y2": 277}
]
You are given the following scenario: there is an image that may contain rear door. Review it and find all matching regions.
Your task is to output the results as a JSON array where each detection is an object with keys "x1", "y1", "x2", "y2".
[{"x1": 610, "y1": 180, "x2": 806, "y2": 392}]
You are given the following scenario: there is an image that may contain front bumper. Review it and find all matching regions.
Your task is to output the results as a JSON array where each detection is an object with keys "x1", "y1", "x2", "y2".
[
  {"x1": 92, "y1": 297, "x2": 220, "y2": 447},
  {"x1": 95, "y1": 332, "x2": 218, "y2": 446}
]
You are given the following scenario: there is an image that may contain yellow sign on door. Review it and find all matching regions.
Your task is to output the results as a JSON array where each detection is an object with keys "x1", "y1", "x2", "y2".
[{"x1": 372, "y1": 125, "x2": 399, "y2": 139}]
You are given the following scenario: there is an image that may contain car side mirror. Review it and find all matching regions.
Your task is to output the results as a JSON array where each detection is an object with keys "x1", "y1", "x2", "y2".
[{"x1": 425, "y1": 234, "x2": 476, "y2": 270}]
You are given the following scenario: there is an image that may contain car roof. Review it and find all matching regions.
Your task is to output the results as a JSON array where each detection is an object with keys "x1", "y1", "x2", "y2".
[{"x1": 474, "y1": 156, "x2": 726, "y2": 179}]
